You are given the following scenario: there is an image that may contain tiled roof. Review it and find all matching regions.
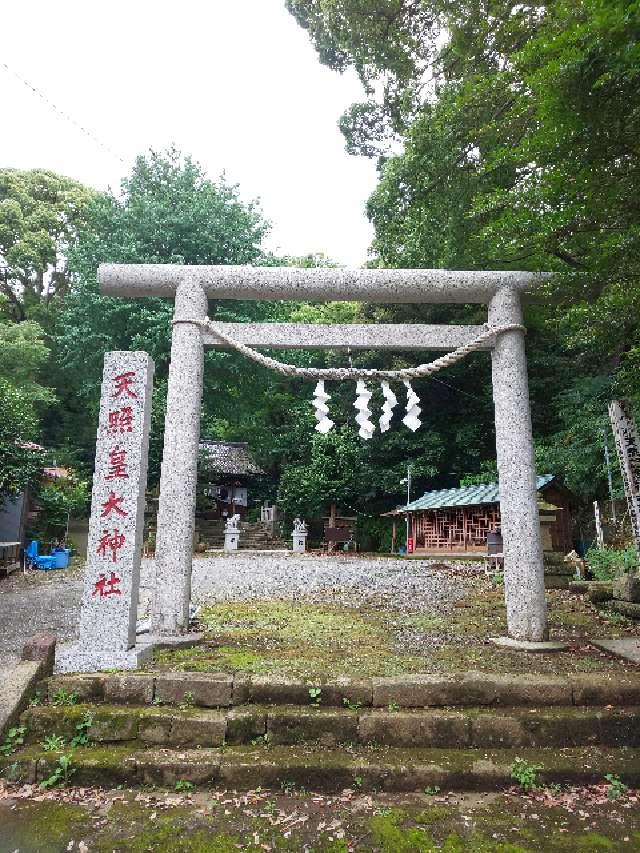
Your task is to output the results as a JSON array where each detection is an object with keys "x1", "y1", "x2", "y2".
[
  {"x1": 401, "y1": 474, "x2": 555, "y2": 512},
  {"x1": 199, "y1": 441, "x2": 265, "y2": 476}
]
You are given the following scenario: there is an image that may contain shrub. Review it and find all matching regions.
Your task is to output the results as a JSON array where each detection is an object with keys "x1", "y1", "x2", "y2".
[
  {"x1": 510, "y1": 757, "x2": 542, "y2": 791},
  {"x1": 27, "y1": 471, "x2": 89, "y2": 544},
  {"x1": 585, "y1": 546, "x2": 637, "y2": 581}
]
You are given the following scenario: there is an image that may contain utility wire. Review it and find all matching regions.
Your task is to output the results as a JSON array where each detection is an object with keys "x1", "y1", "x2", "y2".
[
  {"x1": 428, "y1": 374, "x2": 492, "y2": 405},
  {"x1": 1, "y1": 60, "x2": 126, "y2": 165}
]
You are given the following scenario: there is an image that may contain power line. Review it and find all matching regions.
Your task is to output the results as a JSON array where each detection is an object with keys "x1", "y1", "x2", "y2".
[
  {"x1": 428, "y1": 374, "x2": 491, "y2": 405},
  {"x1": 1, "y1": 60, "x2": 126, "y2": 165}
]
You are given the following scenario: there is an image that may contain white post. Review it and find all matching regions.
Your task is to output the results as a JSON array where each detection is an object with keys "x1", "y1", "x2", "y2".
[
  {"x1": 489, "y1": 286, "x2": 548, "y2": 642},
  {"x1": 152, "y1": 279, "x2": 207, "y2": 635},
  {"x1": 291, "y1": 518, "x2": 308, "y2": 552},
  {"x1": 594, "y1": 500, "x2": 604, "y2": 547}
]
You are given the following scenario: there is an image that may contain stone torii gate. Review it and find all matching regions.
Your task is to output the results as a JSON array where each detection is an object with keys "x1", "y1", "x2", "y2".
[{"x1": 98, "y1": 264, "x2": 550, "y2": 645}]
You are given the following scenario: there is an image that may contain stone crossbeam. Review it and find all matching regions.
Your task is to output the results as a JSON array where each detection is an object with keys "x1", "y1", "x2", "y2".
[
  {"x1": 99, "y1": 264, "x2": 547, "y2": 304},
  {"x1": 203, "y1": 322, "x2": 492, "y2": 351}
]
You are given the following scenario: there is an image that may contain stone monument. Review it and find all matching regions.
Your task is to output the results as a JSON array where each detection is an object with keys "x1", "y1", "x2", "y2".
[
  {"x1": 291, "y1": 517, "x2": 308, "y2": 553},
  {"x1": 224, "y1": 513, "x2": 241, "y2": 552},
  {"x1": 56, "y1": 352, "x2": 154, "y2": 672}
]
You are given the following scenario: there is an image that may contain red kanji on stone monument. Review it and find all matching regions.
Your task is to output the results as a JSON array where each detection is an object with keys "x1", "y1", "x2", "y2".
[
  {"x1": 100, "y1": 491, "x2": 128, "y2": 519},
  {"x1": 112, "y1": 371, "x2": 138, "y2": 400},
  {"x1": 105, "y1": 445, "x2": 129, "y2": 480},
  {"x1": 96, "y1": 528, "x2": 126, "y2": 562},
  {"x1": 92, "y1": 571, "x2": 122, "y2": 597},
  {"x1": 107, "y1": 406, "x2": 134, "y2": 434}
]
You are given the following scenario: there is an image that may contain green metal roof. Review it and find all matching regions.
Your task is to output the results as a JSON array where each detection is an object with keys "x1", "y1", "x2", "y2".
[{"x1": 401, "y1": 474, "x2": 555, "y2": 512}]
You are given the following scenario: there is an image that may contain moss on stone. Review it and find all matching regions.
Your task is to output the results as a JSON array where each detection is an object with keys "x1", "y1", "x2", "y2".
[{"x1": 0, "y1": 800, "x2": 91, "y2": 851}]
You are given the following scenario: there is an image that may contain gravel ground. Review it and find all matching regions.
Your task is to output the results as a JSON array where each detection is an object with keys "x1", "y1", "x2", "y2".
[
  {"x1": 0, "y1": 554, "x2": 477, "y2": 667},
  {"x1": 182, "y1": 553, "x2": 482, "y2": 613},
  {"x1": 0, "y1": 567, "x2": 83, "y2": 669}
]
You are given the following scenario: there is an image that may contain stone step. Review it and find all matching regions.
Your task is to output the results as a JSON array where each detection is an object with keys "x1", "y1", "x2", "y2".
[
  {"x1": 5, "y1": 743, "x2": 640, "y2": 792},
  {"x1": 44, "y1": 671, "x2": 640, "y2": 710},
  {"x1": 20, "y1": 702, "x2": 640, "y2": 750}
]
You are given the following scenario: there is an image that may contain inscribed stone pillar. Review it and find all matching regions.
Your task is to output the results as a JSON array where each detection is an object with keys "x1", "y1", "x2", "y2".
[
  {"x1": 60, "y1": 351, "x2": 154, "y2": 672},
  {"x1": 489, "y1": 287, "x2": 548, "y2": 641},
  {"x1": 152, "y1": 279, "x2": 207, "y2": 634}
]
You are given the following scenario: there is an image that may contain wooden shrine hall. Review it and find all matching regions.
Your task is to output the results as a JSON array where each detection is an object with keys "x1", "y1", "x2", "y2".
[{"x1": 385, "y1": 475, "x2": 573, "y2": 556}]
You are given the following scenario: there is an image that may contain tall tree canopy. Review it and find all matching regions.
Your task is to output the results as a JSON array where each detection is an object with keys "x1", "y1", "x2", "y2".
[
  {"x1": 56, "y1": 148, "x2": 273, "y2": 479},
  {"x1": 286, "y1": 0, "x2": 640, "y2": 501},
  {"x1": 0, "y1": 168, "x2": 95, "y2": 320}
]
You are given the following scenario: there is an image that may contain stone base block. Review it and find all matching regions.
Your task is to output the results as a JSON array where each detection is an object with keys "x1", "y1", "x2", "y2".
[
  {"x1": 55, "y1": 643, "x2": 154, "y2": 674},
  {"x1": 610, "y1": 600, "x2": 640, "y2": 620},
  {"x1": 613, "y1": 574, "x2": 640, "y2": 603},
  {"x1": 587, "y1": 584, "x2": 614, "y2": 604},
  {"x1": 489, "y1": 636, "x2": 569, "y2": 653},
  {"x1": 543, "y1": 551, "x2": 569, "y2": 568},
  {"x1": 591, "y1": 638, "x2": 640, "y2": 665},
  {"x1": 544, "y1": 574, "x2": 571, "y2": 590},
  {"x1": 55, "y1": 632, "x2": 202, "y2": 674}
]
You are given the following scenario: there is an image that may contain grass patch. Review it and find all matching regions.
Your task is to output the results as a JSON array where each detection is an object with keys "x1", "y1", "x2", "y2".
[
  {"x1": 152, "y1": 582, "x2": 640, "y2": 679},
  {"x1": 155, "y1": 600, "x2": 427, "y2": 678}
]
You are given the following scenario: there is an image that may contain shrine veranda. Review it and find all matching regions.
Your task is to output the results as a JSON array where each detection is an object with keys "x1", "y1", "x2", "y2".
[{"x1": 56, "y1": 265, "x2": 552, "y2": 672}]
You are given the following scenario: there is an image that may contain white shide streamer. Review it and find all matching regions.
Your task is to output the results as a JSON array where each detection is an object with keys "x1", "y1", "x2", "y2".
[
  {"x1": 354, "y1": 380, "x2": 375, "y2": 440},
  {"x1": 312, "y1": 380, "x2": 334, "y2": 434},
  {"x1": 379, "y1": 381, "x2": 398, "y2": 433},
  {"x1": 402, "y1": 380, "x2": 422, "y2": 432}
]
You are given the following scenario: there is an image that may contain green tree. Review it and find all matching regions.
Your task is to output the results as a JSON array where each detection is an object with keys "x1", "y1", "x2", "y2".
[
  {"x1": 0, "y1": 168, "x2": 95, "y2": 320},
  {"x1": 0, "y1": 380, "x2": 43, "y2": 500},
  {"x1": 28, "y1": 473, "x2": 89, "y2": 543},
  {"x1": 277, "y1": 427, "x2": 369, "y2": 517},
  {"x1": 56, "y1": 148, "x2": 272, "y2": 479},
  {"x1": 0, "y1": 314, "x2": 54, "y2": 503},
  {"x1": 288, "y1": 0, "x2": 640, "y2": 507}
]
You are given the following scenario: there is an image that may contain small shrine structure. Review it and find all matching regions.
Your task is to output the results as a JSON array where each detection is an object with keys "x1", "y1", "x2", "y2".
[
  {"x1": 386, "y1": 474, "x2": 573, "y2": 557},
  {"x1": 199, "y1": 440, "x2": 265, "y2": 520}
]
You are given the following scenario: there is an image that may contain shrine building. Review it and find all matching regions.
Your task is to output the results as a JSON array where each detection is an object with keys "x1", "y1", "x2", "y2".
[
  {"x1": 198, "y1": 440, "x2": 265, "y2": 520},
  {"x1": 388, "y1": 474, "x2": 573, "y2": 557}
]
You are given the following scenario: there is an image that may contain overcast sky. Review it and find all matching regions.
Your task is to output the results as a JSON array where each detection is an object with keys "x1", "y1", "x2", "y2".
[{"x1": 0, "y1": 0, "x2": 377, "y2": 265}]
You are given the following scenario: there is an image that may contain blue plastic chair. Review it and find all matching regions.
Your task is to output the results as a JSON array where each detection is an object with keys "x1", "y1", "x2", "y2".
[{"x1": 25, "y1": 540, "x2": 58, "y2": 571}]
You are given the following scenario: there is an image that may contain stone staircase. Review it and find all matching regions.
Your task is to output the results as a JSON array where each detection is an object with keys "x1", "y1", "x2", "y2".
[
  {"x1": 4, "y1": 670, "x2": 640, "y2": 791},
  {"x1": 196, "y1": 520, "x2": 287, "y2": 551}
]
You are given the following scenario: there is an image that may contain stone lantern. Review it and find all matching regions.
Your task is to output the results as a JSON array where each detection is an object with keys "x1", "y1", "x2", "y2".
[
  {"x1": 224, "y1": 513, "x2": 240, "y2": 552},
  {"x1": 291, "y1": 517, "x2": 308, "y2": 553}
]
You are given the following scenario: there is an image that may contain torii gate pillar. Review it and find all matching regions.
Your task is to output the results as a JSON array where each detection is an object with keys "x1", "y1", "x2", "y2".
[
  {"x1": 489, "y1": 286, "x2": 547, "y2": 641},
  {"x1": 152, "y1": 279, "x2": 207, "y2": 634}
]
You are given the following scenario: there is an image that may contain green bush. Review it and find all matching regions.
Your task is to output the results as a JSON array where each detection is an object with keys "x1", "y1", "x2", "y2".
[
  {"x1": 356, "y1": 516, "x2": 393, "y2": 553},
  {"x1": 27, "y1": 472, "x2": 89, "y2": 544},
  {"x1": 585, "y1": 546, "x2": 638, "y2": 581}
]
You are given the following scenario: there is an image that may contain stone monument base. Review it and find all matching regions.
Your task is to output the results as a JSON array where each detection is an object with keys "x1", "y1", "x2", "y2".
[
  {"x1": 610, "y1": 599, "x2": 640, "y2": 620},
  {"x1": 54, "y1": 632, "x2": 203, "y2": 674},
  {"x1": 543, "y1": 552, "x2": 574, "y2": 589}
]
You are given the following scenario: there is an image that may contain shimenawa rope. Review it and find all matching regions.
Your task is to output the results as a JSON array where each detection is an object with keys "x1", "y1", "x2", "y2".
[{"x1": 172, "y1": 318, "x2": 525, "y2": 381}]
